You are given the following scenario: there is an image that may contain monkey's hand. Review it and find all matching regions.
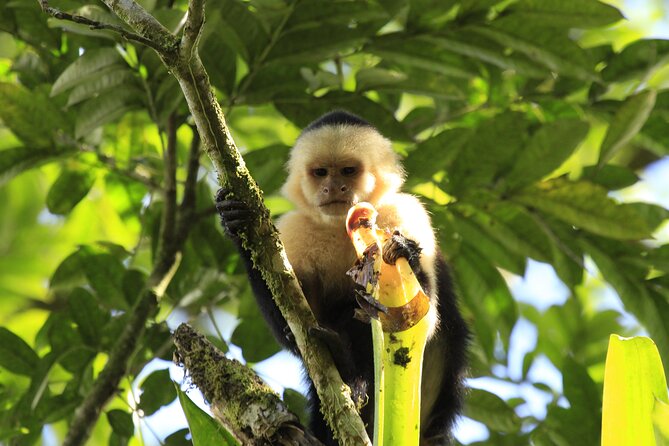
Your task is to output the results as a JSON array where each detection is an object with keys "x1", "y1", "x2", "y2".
[
  {"x1": 215, "y1": 189, "x2": 252, "y2": 239},
  {"x1": 383, "y1": 231, "x2": 422, "y2": 273}
]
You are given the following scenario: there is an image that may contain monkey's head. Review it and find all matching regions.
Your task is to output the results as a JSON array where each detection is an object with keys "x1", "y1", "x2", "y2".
[{"x1": 282, "y1": 111, "x2": 405, "y2": 225}]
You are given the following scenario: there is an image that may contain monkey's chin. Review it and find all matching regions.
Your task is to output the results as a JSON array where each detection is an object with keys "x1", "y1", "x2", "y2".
[{"x1": 316, "y1": 201, "x2": 355, "y2": 225}]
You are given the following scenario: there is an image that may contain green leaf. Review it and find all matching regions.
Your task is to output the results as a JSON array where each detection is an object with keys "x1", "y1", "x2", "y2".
[
  {"x1": 74, "y1": 88, "x2": 142, "y2": 139},
  {"x1": 45, "y1": 167, "x2": 96, "y2": 215},
  {"x1": 562, "y1": 357, "x2": 601, "y2": 443},
  {"x1": 602, "y1": 336, "x2": 669, "y2": 446},
  {"x1": 139, "y1": 369, "x2": 177, "y2": 416},
  {"x1": 515, "y1": 180, "x2": 654, "y2": 240},
  {"x1": 243, "y1": 145, "x2": 290, "y2": 194},
  {"x1": 654, "y1": 400, "x2": 669, "y2": 444},
  {"x1": 231, "y1": 318, "x2": 281, "y2": 363},
  {"x1": 66, "y1": 67, "x2": 137, "y2": 106},
  {"x1": 283, "y1": 388, "x2": 310, "y2": 427},
  {"x1": 366, "y1": 34, "x2": 479, "y2": 79},
  {"x1": 0, "y1": 83, "x2": 71, "y2": 147},
  {"x1": 107, "y1": 409, "x2": 134, "y2": 438},
  {"x1": 448, "y1": 112, "x2": 529, "y2": 195},
  {"x1": 599, "y1": 90, "x2": 657, "y2": 165},
  {"x1": 51, "y1": 47, "x2": 123, "y2": 96},
  {"x1": 68, "y1": 287, "x2": 108, "y2": 348},
  {"x1": 503, "y1": 0, "x2": 623, "y2": 28},
  {"x1": 0, "y1": 146, "x2": 73, "y2": 185},
  {"x1": 585, "y1": 241, "x2": 669, "y2": 376},
  {"x1": 506, "y1": 119, "x2": 589, "y2": 189},
  {"x1": 209, "y1": 0, "x2": 269, "y2": 64},
  {"x1": 177, "y1": 386, "x2": 239, "y2": 446},
  {"x1": 464, "y1": 388, "x2": 521, "y2": 433},
  {"x1": 602, "y1": 40, "x2": 669, "y2": 83},
  {"x1": 469, "y1": 25, "x2": 596, "y2": 81},
  {"x1": 452, "y1": 209, "x2": 526, "y2": 274},
  {"x1": 453, "y1": 245, "x2": 518, "y2": 359},
  {"x1": 78, "y1": 248, "x2": 128, "y2": 310},
  {"x1": 581, "y1": 164, "x2": 639, "y2": 190},
  {"x1": 0, "y1": 327, "x2": 39, "y2": 376},
  {"x1": 404, "y1": 128, "x2": 472, "y2": 185}
]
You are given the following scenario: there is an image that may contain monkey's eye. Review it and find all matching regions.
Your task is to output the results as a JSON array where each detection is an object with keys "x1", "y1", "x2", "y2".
[
  {"x1": 341, "y1": 166, "x2": 357, "y2": 176},
  {"x1": 313, "y1": 168, "x2": 328, "y2": 177}
]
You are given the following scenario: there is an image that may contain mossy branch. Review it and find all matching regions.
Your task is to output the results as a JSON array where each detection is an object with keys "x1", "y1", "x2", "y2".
[{"x1": 173, "y1": 324, "x2": 323, "y2": 445}]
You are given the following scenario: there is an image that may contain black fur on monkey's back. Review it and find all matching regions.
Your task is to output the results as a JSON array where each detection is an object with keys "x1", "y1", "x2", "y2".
[{"x1": 216, "y1": 110, "x2": 469, "y2": 445}]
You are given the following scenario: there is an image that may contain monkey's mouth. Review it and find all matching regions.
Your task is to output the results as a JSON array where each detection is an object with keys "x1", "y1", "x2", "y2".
[{"x1": 319, "y1": 200, "x2": 351, "y2": 207}]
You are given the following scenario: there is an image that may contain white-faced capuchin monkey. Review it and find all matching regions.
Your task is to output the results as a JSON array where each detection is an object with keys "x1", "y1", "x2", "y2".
[{"x1": 216, "y1": 110, "x2": 469, "y2": 445}]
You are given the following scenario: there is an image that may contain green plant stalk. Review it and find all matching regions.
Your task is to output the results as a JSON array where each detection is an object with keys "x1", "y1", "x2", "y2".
[
  {"x1": 377, "y1": 314, "x2": 429, "y2": 445},
  {"x1": 602, "y1": 335, "x2": 669, "y2": 446},
  {"x1": 347, "y1": 202, "x2": 431, "y2": 446}
]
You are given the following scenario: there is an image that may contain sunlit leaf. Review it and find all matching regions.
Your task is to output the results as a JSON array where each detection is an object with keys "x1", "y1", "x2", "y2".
[
  {"x1": 506, "y1": 119, "x2": 589, "y2": 190},
  {"x1": 602, "y1": 335, "x2": 669, "y2": 446}
]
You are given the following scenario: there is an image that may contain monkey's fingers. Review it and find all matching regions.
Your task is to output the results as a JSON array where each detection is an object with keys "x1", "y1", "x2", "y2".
[{"x1": 382, "y1": 233, "x2": 422, "y2": 272}]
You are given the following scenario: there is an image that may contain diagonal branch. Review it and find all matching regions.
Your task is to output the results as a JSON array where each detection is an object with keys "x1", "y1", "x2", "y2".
[{"x1": 37, "y1": 0, "x2": 371, "y2": 444}]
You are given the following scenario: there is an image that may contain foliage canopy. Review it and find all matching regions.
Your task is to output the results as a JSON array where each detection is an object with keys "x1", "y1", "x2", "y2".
[{"x1": 0, "y1": 0, "x2": 668, "y2": 445}]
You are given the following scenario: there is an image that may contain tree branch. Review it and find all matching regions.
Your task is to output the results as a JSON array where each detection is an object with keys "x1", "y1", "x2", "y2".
[
  {"x1": 173, "y1": 324, "x2": 323, "y2": 445},
  {"x1": 38, "y1": 1, "x2": 371, "y2": 444}
]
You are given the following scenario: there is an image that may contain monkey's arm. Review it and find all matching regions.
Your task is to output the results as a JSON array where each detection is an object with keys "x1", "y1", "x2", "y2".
[{"x1": 215, "y1": 190, "x2": 297, "y2": 352}]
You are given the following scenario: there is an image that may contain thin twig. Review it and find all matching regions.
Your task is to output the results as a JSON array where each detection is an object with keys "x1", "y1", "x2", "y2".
[{"x1": 38, "y1": 0, "x2": 164, "y2": 52}]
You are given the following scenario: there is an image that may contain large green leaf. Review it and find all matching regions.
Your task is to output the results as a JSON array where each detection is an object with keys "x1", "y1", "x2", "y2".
[
  {"x1": 470, "y1": 25, "x2": 597, "y2": 81},
  {"x1": 138, "y1": 369, "x2": 177, "y2": 416},
  {"x1": 51, "y1": 47, "x2": 124, "y2": 96},
  {"x1": 176, "y1": 386, "x2": 239, "y2": 446},
  {"x1": 505, "y1": 119, "x2": 589, "y2": 190},
  {"x1": 602, "y1": 336, "x2": 669, "y2": 446},
  {"x1": 453, "y1": 245, "x2": 518, "y2": 359},
  {"x1": 74, "y1": 88, "x2": 142, "y2": 139},
  {"x1": 464, "y1": 388, "x2": 521, "y2": 434},
  {"x1": 0, "y1": 146, "x2": 73, "y2": 185},
  {"x1": 598, "y1": 90, "x2": 657, "y2": 165},
  {"x1": 0, "y1": 83, "x2": 71, "y2": 147},
  {"x1": 45, "y1": 166, "x2": 96, "y2": 215},
  {"x1": 602, "y1": 40, "x2": 669, "y2": 83},
  {"x1": 586, "y1": 241, "x2": 669, "y2": 377},
  {"x1": 447, "y1": 112, "x2": 529, "y2": 196},
  {"x1": 516, "y1": 180, "x2": 654, "y2": 240},
  {"x1": 66, "y1": 67, "x2": 137, "y2": 107},
  {"x1": 68, "y1": 287, "x2": 109, "y2": 348},
  {"x1": 502, "y1": 0, "x2": 623, "y2": 29},
  {"x1": 0, "y1": 327, "x2": 39, "y2": 377}
]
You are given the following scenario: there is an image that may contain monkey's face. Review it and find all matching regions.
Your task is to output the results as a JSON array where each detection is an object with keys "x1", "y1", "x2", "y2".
[{"x1": 305, "y1": 160, "x2": 374, "y2": 218}]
